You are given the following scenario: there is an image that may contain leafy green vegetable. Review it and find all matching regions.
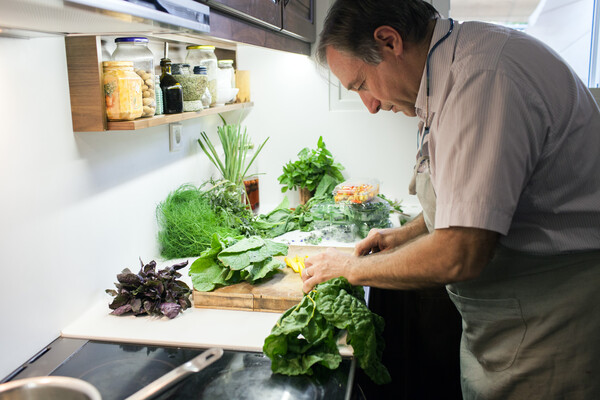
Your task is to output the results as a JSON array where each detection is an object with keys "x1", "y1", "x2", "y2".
[
  {"x1": 204, "y1": 180, "x2": 258, "y2": 236},
  {"x1": 263, "y1": 277, "x2": 391, "y2": 384},
  {"x1": 106, "y1": 259, "x2": 192, "y2": 319},
  {"x1": 189, "y1": 234, "x2": 288, "y2": 291},
  {"x1": 253, "y1": 195, "x2": 327, "y2": 238},
  {"x1": 278, "y1": 136, "x2": 345, "y2": 196},
  {"x1": 156, "y1": 184, "x2": 241, "y2": 259}
]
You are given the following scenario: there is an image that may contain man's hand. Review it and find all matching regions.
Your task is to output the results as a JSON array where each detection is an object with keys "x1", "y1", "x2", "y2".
[
  {"x1": 301, "y1": 248, "x2": 356, "y2": 293},
  {"x1": 354, "y1": 213, "x2": 429, "y2": 256},
  {"x1": 354, "y1": 228, "x2": 402, "y2": 256}
]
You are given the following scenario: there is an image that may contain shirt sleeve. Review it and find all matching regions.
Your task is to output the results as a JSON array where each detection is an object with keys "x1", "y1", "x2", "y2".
[{"x1": 431, "y1": 69, "x2": 548, "y2": 235}]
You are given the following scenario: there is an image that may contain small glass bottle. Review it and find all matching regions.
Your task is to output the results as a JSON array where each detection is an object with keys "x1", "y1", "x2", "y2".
[
  {"x1": 154, "y1": 75, "x2": 164, "y2": 115},
  {"x1": 185, "y1": 45, "x2": 218, "y2": 107},
  {"x1": 111, "y1": 37, "x2": 156, "y2": 117},
  {"x1": 160, "y1": 58, "x2": 183, "y2": 114},
  {"x1": 102, "y1": 61, "x2": 144, "y2": 121}
]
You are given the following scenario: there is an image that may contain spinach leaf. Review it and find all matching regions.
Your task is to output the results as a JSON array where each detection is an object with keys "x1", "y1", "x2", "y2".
[
  {"x1": 263, "y1": 277, "x2": 390, "y2": 385},
  {"x1": 219, "y1": 236, "x2": 265, "y2": 255}
]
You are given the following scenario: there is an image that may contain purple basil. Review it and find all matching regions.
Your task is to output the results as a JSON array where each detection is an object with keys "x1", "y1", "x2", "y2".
[{"x1": 106, "y1": 259, "x2": 192, "y2": 319}]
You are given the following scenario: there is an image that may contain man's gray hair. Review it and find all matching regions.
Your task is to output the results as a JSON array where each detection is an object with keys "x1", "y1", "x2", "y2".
[{"x1": 316, "y1": 0, "x2": 439, "y2": 66}]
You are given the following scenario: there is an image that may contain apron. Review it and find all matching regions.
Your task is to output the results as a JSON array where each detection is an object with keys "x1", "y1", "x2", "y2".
[{"x1": 408, "y1": 148, "x2": 600, "y2": 399}]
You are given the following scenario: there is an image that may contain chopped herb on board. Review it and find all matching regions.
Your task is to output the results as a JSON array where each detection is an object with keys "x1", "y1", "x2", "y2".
[{"x1": 263, "y1": 277, "x2": 391, "y2": 384}]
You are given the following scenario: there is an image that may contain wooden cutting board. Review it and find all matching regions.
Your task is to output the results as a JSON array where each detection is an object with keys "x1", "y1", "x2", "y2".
[{"x1": 192, "y1": 244, "x2": 353, "y2": 313}]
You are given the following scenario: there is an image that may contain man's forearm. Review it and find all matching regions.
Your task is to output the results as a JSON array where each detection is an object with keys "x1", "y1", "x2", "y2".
[
  {"x1": 394, "y1": 212, "x2": 428, "y2": 246},
  {"x1": 349, "y1": 227, "x2": 498, "y2": 290}
]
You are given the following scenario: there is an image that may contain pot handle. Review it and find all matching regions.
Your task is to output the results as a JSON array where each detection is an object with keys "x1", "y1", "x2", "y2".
[{"x1": 124, "y1": 347, "x2": 223, "y2": 400}]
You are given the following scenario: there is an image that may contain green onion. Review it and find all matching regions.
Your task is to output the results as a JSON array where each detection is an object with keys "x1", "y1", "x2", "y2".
[{"x1": 198, "y1": 115, "x2": 269, "y2": 188}]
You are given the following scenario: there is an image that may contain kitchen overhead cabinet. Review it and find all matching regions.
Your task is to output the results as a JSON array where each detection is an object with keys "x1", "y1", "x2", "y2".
[{"x1": 201, "y1": 0, "x2": 316, "y2": 55}]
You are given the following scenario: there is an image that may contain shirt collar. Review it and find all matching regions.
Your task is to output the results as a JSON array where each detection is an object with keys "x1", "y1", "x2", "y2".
[{"x1": 414, "y1": 18, "x2": 458, "y2": 123}]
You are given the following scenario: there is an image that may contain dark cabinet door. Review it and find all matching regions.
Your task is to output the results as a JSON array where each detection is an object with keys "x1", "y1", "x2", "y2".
[
  {"x1": 205, "y1": 0, "x2": 282, "y2": 30},
  {"x1": 282, "y1": 0, "x2": 316, "y2": 42}
]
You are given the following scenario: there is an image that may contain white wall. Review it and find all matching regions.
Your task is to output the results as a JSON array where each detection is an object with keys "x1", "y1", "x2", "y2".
[
  {"x1": 0, "y1": 36, "x2": 245, "y2": 378},
  {"x1": 0, "y1": 3, "x2": 419, "y2": 380}
]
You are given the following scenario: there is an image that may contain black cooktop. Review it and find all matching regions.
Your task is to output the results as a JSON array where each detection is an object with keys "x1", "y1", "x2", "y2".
[{"x1": 6, "y1": 338, "x2": 354, "y2": 400}]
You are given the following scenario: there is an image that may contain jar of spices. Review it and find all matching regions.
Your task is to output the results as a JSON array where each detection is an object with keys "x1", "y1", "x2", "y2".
[
  {"x1": 172, "y1": 63, "x2": 205, "y2": 112},
  {"x1": 111, "y1": 37, "x2": 156, "y2": 117},
  {"x1": 159, "y1": 58, "x2": 183, "y2": 114},
  {"x1": 102, "y1": 61, "x2": 143, "y2": 121},
  {"x1": 185, "y1": 45, "x2": 218, "y2": 107}
]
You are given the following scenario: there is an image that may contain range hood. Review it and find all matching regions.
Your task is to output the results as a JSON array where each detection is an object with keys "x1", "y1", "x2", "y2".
[{"x1": 0, "y1": 0, "x2": 210, "y2": 38}]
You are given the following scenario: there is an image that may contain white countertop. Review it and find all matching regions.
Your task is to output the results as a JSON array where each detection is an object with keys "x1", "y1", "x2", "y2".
[{"x1": 61, "y1": 262, "x2": 353, "y2": 357}]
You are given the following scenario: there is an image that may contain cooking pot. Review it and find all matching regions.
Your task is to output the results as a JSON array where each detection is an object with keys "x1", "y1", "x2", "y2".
[
  {"x1": 0, "y1": 376, "x2": 101, "y2": 400},
  {"x1": 0, "y1": 347, "x2": 223, "y2": 400}
]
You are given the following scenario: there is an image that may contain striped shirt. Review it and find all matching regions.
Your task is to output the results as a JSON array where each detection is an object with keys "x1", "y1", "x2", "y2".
[{"x1": 415, "y1": 19, "x2": 600, "y2": 254}]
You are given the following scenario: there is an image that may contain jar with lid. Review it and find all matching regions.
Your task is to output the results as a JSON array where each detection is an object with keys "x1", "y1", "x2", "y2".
[
  {"x1": 111, "y1": 37, "x2": 156, "y2": 117},
  {"x1": 172, "y1": 63, "x2": 206, "y2": 112},
  {"x1": 185, "y1": 45, "x2": 218, "y2": 107},
  {"x1": 218, "y1": 59, "x2": 235, "y2": 89},
  {"x1": 102, "y1": 61, "x2": 144, "y2": 121}
]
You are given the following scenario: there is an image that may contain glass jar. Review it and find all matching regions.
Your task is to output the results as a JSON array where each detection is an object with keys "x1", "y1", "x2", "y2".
[
  {"x1": 172, "y1": 63, "x2": 205, "y2": 112},
  {"x1": 102, "y1": 61, "x2": 144, "y2": 121},
  {"x1": 185, "y1": 45, "x2": 218, "y2": 107},
  {"x1": 218, "y1": 59, "x2": 235, "y2": 89},
  {"x1": 111, "y1": 37, "x2": 156, "y2": 117}
]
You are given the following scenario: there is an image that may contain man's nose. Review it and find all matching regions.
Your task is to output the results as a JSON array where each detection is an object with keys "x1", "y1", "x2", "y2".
[{"x1": 359, "y1": 92, "x2": 380, "y2": 114}]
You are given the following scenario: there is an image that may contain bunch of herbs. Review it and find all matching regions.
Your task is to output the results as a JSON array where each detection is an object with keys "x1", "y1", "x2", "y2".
[
  {"x1": 278, "y1": 136, "x2": 345, "y2": 198},
  {"x1": 106, "y1": 259, "x2": 192, "y2": 319},
  {"x1": 253, "y1": 196, "x2": 324, "y2": 238},
  {"x1": 198, "y1": 115, "x2": 268, "y2": 188},
  {"x1": 156, "y1": 184, "x2": 241, "y2": 259},
  {"x1": 203, "y1": 179, "x2": 258, "y2": 236},
  {"x1": 189, "y1": 234, "x2": 288, "y2": 291}
]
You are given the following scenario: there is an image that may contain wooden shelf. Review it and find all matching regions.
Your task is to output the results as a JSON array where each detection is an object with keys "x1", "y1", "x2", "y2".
[
  {"x1": 65, "y1": 35, "x2": 253, "y2": 132},
  {"x1": 107, "y1": 102, "x2": 254, "y2": 130}
]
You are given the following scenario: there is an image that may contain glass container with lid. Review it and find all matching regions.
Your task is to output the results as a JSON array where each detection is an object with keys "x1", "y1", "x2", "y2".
[
  {"x1": 218, "y1": 59, "x2": 235, "y2": 89},
  {"x1": 172, "y1": 63, "x2": 205, "y2": 112},
  {"x1": 111, "y1": 37, "x2": 156, "y2": 117},
  {"x1": 102, "y1": 61, "x2": 144, "y2": 121},
  {"x1": 185, "y1": 45, "x2": 218, "y2": 107}
]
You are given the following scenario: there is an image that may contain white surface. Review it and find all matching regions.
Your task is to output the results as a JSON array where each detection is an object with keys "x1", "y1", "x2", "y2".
[
  {"x1": 61, "y1": 298, "x2": 281, "y2": 352},
  {"x1": 61, "y1": 293, "x2": 353, "y2": 357}
]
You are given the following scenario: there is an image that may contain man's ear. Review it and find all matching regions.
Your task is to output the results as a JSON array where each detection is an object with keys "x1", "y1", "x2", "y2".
[{"x1": 374, "y1": 26, "x2": 403, "y2": 56}]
